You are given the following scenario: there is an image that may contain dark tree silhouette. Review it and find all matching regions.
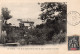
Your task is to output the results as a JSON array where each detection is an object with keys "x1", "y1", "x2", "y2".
[
  {"x1": 1, "y1": 7, "x2": 12, "y2": 20},
  {"x1": 37, "y1": 2, "x2": 67, "y2": 41},
  {"x1": 38, "y1": 2, "x2": 67, "y2": 33},
  {"x1": 38, "y1": 2, "x2": 67, "y2": 21},
  {"x1": 1, "y1": 7, "x2": 12, "y2": 30}
]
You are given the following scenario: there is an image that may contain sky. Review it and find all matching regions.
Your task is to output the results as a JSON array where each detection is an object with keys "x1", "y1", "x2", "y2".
[{"x1": 0, "y1": 1, "x2": 42, "y2": 26}]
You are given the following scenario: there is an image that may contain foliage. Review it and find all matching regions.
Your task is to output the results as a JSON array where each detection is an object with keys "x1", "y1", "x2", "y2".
[
  {"x1": 36, "y1": 2, "x2": 67, "y2": 41},
  {"x1": 52, "y1": 32, "x2": 66, "y2": 44},
  {"x1": 0, "y1": 3, "x2": 67, "y2": 45},
  {"x1": 38, "y1": 2, "x2": 67, "y2": 21},
  {"x1": 1, "y1": 7, "x2": 12, "y2": 20},
  {"x1": 38, "y1": 2, "x2": 67, "y2": 33}
]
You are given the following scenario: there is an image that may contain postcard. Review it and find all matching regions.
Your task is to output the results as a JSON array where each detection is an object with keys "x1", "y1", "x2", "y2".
[{"x1": 0, "y1": 0, "x2": 80, "y2": 54}]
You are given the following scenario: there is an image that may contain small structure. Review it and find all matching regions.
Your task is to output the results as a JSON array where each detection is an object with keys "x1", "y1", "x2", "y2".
[{"x1": 17, "y1": 19, "x2": 34, "y2": 29}]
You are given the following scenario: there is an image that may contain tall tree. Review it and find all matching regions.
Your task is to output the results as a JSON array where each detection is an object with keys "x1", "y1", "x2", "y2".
[
  {"x1": 1, "y1": 7, "x2": 12, "y2": 30},
  {"x1": 37, "y1": 2, "x2": 67, "y2": 41},
  {"x1": 1, "y1": 7, "x2": 12, "y2": 23},
  {"x1": 38, "y1": 2, "x2": 67, "y2": 33}
]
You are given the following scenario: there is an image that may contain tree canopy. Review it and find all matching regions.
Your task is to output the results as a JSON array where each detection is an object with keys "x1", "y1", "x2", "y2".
[
  {"x1": 1, "y1": 7, "x2": 12, "y2": 20},
  {"x1": 38, "y1": 2, "x2": 67, "y2": 33},
  {"x1": 38, "y1": 2, "x2": 67, "y2": 21},
  {"x1": 36, "y1": 2, "x2": 67, "y2": 41}
]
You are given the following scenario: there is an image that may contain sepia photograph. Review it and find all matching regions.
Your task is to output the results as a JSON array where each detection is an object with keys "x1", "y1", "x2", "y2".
[{"x1": 0, "y1": 2, "x2": 67, "y2": 46}]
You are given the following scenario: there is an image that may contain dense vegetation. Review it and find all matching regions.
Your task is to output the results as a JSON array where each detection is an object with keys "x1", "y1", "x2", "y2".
[{"x1": 0, "y1": 2, "x2": 67, "y2": 45}]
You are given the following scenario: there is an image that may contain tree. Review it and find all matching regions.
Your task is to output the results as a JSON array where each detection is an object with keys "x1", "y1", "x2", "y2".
[
  {"x1": 38, "y1": 2, "x2": 67, "y2": 33},
  {"x1": 37, "y1": 2, "x2": 67, "y2": 41},
  {"x1": 1, "y1": 7, "x2": 12, "y2": 30},
  {"x1": 1, "y1": 7, "x2": 12, "y2": 20},
  {"x1": 38, "y1": 2, "x2": 67, "y2": 21},
  {"x1": 1, "y1": 7, "x2": 12, "y2": 43}
]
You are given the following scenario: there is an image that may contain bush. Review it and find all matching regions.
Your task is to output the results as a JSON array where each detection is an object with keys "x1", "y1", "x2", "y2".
[{"x1": 52, "y1": 32, "x2": 66, "y2": 44}]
